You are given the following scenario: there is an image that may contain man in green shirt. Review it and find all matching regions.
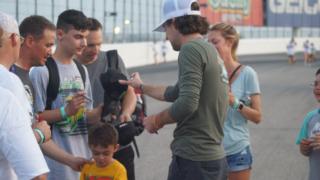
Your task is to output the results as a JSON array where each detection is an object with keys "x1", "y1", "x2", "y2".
[{"x1": 120, "y1": 0, "x2": 229, "y2": 179}]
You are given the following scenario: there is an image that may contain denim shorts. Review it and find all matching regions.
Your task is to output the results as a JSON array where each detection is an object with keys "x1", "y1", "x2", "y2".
[{"x1": 226, "y1": 146, "x2": 253, "y2": 172}]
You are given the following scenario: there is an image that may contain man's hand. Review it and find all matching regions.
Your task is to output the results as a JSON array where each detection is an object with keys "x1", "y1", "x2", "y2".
[
  {"x1": 119, "y1": 113, "x2": 131, "y2": 122},
  {"x1": 143, "y1": 114, "x2": 163, "y2": 134},
  {"x1": 67, "y1": 156, "x2": 93, "y2": 172},
  {"x1": 310, "y1": 133, "x2": 320, "y2": 150},
  {"x1": 65, "y1": 91, "x2": 86, "y2": 116},
  {"x1": 119, "y1": 72, "x2": 143, "y2": 89},
  {"x1": 300, "y1": 139, "x2": 312, "y2": 156},
  {"x1": 32, "y1": 121, "x2": 51, "y2": 143}
]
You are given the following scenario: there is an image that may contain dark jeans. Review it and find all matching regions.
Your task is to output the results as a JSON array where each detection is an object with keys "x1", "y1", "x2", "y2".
[
  {"x1": 167, "y1": 155, "x2": 228, "y2": 180},
  {"x1": 114, "y1": 145, "x2": 135, "y2": 180}
]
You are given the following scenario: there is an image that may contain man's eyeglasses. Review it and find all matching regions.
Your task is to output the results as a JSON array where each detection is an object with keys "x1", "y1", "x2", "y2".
[
  {"x1": 3, "y1": 33, "x2": 24, "y2": 44},
  {"x1": 12, "y1": 33, "x2": 24, "y2": 44}
]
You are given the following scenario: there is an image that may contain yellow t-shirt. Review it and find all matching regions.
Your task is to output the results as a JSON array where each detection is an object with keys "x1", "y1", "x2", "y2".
[{"x1": 80, "y1": 160, "x2": 127, "y2": 180}]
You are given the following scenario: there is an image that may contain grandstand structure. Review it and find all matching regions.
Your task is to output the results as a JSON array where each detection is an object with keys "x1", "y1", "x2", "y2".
[{"x1": 1, "y1": 0, "x2": 319, "y2": 43}]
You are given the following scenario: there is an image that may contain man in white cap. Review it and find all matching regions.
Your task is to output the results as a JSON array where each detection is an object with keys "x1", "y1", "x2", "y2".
[
  {"x1": 0, "y1": 11, "x2": 49, "y2": 179},
  {"x1": 120, "y1": 0, "x2": 229, "y2": 179}
]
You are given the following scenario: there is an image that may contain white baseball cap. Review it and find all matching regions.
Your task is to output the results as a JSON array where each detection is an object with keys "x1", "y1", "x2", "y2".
[
  {"x1": 0, "y1": 11, "x2": 19, "y2": 35},
  {"x1": 153, "y1": 0, "x2": 201, "y2": 32}
]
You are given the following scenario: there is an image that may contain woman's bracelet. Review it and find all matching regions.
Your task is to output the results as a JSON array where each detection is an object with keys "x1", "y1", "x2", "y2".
[
  {"x1": 232, "y1": 98, "x2": 240, "y2": 110},
  {"x1": 34, "y1": 128, "x2": 45, "y2": 144}
]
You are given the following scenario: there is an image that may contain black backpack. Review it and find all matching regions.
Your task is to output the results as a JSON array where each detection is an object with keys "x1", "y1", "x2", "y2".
[
  {"x1": 45, "y1": 57, "x2": 86, "y2": 110},
  {"x1": 99, "y1": 50, "x2": 146, "y2": 157},
  {"x1": 100, "y1": 50, "x2": 145, "y2": 144}
]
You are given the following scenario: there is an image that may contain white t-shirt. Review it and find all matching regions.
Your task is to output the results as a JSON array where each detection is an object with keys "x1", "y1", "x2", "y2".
[
  {"x1": 0, "y1": 87, "x2": 49, "y2": 180},
  {"x1": 286, "y1": 42, "x2": 296, "y2": 55},
  {"x1": 0, "y1": 64, "x2": 34, "y2": 124}
]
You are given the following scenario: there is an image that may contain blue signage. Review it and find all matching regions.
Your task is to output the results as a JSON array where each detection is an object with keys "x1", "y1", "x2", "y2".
[{"x1": 267, "y1": 0, "x2": 320, "y2": 27}]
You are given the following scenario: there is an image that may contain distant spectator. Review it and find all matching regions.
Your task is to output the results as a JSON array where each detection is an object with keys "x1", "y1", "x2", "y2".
[
  {"x1": 309, "y1": 43, "x2": 316, "y2": 63},
  {"x1": 303, "y1": 40, "x2": 310, "y2": 65},
  {"x1": 152, "y1": 41, "x2": 159, "y2": 64},
  {"x1": 286, "y1": 39, "x2": 297, "y2": 64},
  {"x1": 296, "y1": 68, "x2": 320, "y2": 180},
  {"x1": 161, "y1": 39, "x2": 168, "y2": 63}
]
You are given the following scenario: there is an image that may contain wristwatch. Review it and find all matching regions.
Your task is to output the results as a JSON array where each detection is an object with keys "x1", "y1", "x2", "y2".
[
  {"x1": 139, "y1": 84, "x2": 144, "y2": 93},
  {"x1": 238, "y1": 102, "x2": 244, "y2": 111}
]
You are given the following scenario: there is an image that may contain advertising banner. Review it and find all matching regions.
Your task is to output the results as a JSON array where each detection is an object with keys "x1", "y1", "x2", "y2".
[
  {"x1": 267, "y1": 0, "x2": 320, "y2": 27},
  {"x1": 199, "y1": 0, "x2": 264, "y2": 26}
]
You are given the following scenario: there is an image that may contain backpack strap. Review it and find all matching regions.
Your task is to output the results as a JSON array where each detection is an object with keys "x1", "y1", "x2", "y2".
[
  {"x1": 73, "y1": 59, "x2": 86, "y2": 86},
  {"x1": 45, "y1": 58, "x2": 86, "y2": 110},
  {"x1": 45, "y1": 57, "x2": 60, "y2": 110},
  {"x1": 106, "y1": 50, "x2": 119, "y2": 70}
]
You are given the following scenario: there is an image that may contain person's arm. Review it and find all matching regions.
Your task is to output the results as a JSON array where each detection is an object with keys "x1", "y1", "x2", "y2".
[
  {"x1": 230, "y1": 67, "x2": 262, "y2": 124},
  {"x1": 39, "y1": 91, "x2": 86, "y2": 123},
  {"x1": 299, "y1": 139, "x2": 312, "y2": 156},
  {"x1": 310, "y1": 133, "x2": 320, "y2": 150},
  {"x1": 141, "y1": 84, "x2": 167, "y2": 101},
  {"x1": 119, "y1": 86, "x2": 137, "y2": 121},
  {"x1": 119, "y1": 72, "x2": 168, "y2": 101},
  {"x1": 229, "y1": 93, "x2": 262, "y2": 124},
  {"x1": 142, "y1": 108, "x2": 176, "y2": 133},
  {"x1": 32, "y1": 121, "x2": 51, "y2": 144},
  {"x1": 41, "y1": 140, "x2": 91, "y2": 171},
  {"x1": 240, "y1": 94, "x2": 261, "y2": 123}
]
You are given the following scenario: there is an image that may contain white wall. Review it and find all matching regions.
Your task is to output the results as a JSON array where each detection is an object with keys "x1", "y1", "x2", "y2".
[{"x1": 100, "y1": 37, "x2": 320, "y2": 68}]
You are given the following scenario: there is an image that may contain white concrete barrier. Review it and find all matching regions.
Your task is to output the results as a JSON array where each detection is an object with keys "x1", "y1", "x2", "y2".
[{"x1": 100, "y1": 37, "x2": 320, "y2": 68}]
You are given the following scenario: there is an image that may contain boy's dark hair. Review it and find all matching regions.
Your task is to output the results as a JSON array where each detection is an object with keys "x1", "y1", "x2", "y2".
[
  {"x1": 88, "y1": 18, "x2": 102, "y2": 31},
  {"x1": 19, "y1": 15, "x2": 55, "y2": 40},
  {"x1": 164, "y1": 2, "x2": 208, "y2": 35},
  {"x1": 88, "y1": 123, "x2": 118, "y2": 147},
  {"x1": 316, "y1": 68, "x2": 320, "y2": 76},
  {"x1": 57, "y1": 9, "x2": 91, "y2": 32}
]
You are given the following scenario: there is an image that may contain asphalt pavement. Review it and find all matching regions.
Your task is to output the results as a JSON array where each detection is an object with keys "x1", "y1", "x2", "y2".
[{"x1": 129, "y1": 53, "x2": 319, "y2": 180}]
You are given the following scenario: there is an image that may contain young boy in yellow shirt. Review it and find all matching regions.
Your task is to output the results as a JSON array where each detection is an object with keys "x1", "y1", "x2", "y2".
[{"x1": 80, "y1": 123, "x2": 127, "y2": 180}]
